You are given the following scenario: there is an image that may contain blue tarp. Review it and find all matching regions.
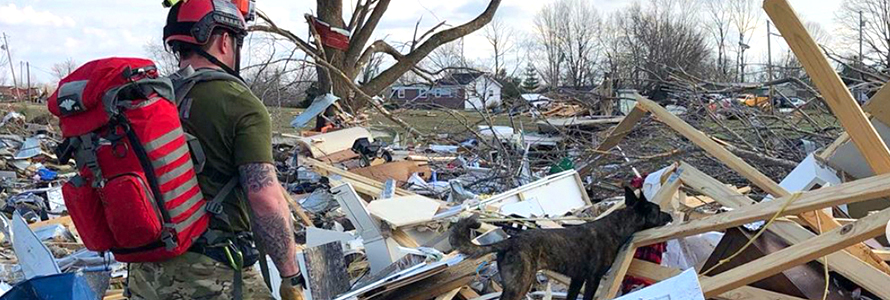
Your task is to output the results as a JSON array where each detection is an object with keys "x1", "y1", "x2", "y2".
[
  {"x1": 1, "y1": 273, "x2": 97, "y2": 300},
  {"x1": 291, "y1": 93, "x2": 339, "y2": 128}
]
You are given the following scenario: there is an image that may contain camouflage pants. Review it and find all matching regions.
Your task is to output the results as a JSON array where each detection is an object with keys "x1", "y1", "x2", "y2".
[{"x1": 127, "y1": 252, "x2": 275, "y2": 300}]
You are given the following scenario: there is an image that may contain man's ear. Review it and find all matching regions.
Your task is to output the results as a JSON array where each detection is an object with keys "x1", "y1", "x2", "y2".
[
  {"x1": 218, "y1": 32, "x2": 231, "y2": 55},
  {"x1": 624, "y1": 186, "x2": 638, "y2": 206}
]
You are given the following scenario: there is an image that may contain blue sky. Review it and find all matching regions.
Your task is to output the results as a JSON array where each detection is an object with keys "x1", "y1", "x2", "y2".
[{"x1": 0, "y1": 0, "x2": 842, "y2": 84}]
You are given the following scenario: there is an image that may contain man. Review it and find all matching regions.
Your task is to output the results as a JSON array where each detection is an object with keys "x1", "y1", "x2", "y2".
[{"x1": 126, "y1": 1, "x2": 303, "y2": 299}]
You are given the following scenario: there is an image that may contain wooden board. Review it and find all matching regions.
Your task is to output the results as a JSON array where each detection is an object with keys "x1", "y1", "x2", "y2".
[
  {"x1": 699, "y1": 204, "x2": 890, "y2": 297},
  {"x1": 632, "y1": 171, "x2": 890, "y2": 246},
  {"x1": 303, "y1": 242, "x2": 350, "y2": 300},
  {"x1": 377, "y1": 254, "x2": 495, "y2": 300},
  {"x1": 315, "y1": 149, "x2": 360, "y2": 164},
  {"x1": 627, "y1": 259, "x2": 807, "y2": 300},
  {"x1": 637, "y1": 96, "x2": 786, "y2": 197},
  {"x1": 638, "y1": 95, "x2": 890, "y2": 272},
  {"x1": 765, "y1": 0, "x2": 890, "y2": 174},
  {"x1": 593, "y1": 242, "x2": 637, "y2": 299},
  {"x1": 767, "y1": 219, "x2": 890, "y2": 300},
  {"x1": 703, "y1": 228, "x2": 847, "y2": 300},
  {"x1": 302, "y1": 157, "x2": 426, "y2": 200},
  {"x1": 678, "y1": 162, "x2": 890, "y2": 299},
  {"x1": 579, "y1": 104, "x2": 647, "y2": 176},
  {"x1": 865, "y1": 82, "x2": 890, "y2": 126},
  {"x1": 352, "y1": 161, "x2": 432, "y2": 184},
  {"x1": 875, "y1": 249, "x2": 890, "y2": 261}
]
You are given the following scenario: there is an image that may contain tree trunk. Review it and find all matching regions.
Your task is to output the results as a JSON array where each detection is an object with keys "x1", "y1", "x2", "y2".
[{"x1": 315, "y1": 0, "x2": 352, "y2": 129}]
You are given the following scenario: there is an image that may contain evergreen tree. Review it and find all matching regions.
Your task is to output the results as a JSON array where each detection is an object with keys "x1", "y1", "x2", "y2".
[{"x1": 522, "y1": 63, "x2": 540, "y2": 92}]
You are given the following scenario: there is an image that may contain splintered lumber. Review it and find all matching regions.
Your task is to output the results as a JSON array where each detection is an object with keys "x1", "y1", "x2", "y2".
[
  {"x1": 593, "y1": 105, "x2": 647, "y2": 156},
  {"x1": 283, "y1": 190, "x2": 315, "y2": 227},
  {"x1": 626, "y1": 259, "x2": 806, "y2": 300},
  {"x1": 28, "y1": 215, "x2": 72, "y2": 229},
  {"x1": 434, "y1": 287, "x2": 462, "y2": 300},
  {"x1": 578, "y1": 104, "x2": 647, "y2": 177},
  {"x1": 303, "y1": 242, "x2": 350, "y2": 300},
  {"x1": 864, "y1": 82, "x2": 890, "y2": 126},
  {"x1": 678, "y1": 162, "x2": 890, "y2": 299},
  {"x1": 632, "y1": 171, "x2": 890, "y2": 246},
  {"x1": 767, "y1": 220, "x2": 890, "y2": 300},
  {"x1": 699, "y1": 204, "x2": 890, "y2": 298},
  {"x1": 458, "y1": 286, "x2": 481, "y2": 299},
  {"x1": 636, "y1": 96, "x2": 784, "y2": 197},
  {"x1": 765, "y1": 0, "x2": 890, "y2": 174},
  {"x1": 303, "y1": 157, "x2": 428, "y2": 248},
  {"x1": 378, "y1": 254, "x2": 495, "y2": 300},
  {"x1": 637, "y1": 96, "x2": 890, "y2": 273},
  {"x1": 592, "y1": 242, "x2": 637, "y2": 299},
  {"x1": 302, "y1": 157, "x2": 424, "y2": 199},
  {"x1": 875, "y1": 249, "x2": 890, "y2": 261}
]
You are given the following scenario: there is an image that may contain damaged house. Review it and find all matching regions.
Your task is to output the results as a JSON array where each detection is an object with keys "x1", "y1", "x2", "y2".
[{"x1": 390, "y1": 72, "x2": 502, "y2": 110}]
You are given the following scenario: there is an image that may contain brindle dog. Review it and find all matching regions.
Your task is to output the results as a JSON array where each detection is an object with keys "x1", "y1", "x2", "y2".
[{"x1": 450, "y1": 187, "x2": 673, "y2": 300}]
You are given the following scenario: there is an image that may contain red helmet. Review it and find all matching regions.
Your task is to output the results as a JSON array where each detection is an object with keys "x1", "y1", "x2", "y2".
[{"x1": 163, "y1": 0, "x2": 247, "y2": 47}]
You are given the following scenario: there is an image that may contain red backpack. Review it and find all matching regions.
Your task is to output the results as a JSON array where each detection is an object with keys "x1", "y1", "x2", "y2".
[{"x1": 48, "y1": 58, "x2": 231, "y2": 262}]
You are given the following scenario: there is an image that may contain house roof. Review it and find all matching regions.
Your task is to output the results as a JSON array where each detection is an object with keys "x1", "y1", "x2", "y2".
[
  {"x1": 392, "y1": 72, "x2": 503, "y2": 89},
  {"x1": 436, "y1": 72, "x2": 502, "y2": 88}
]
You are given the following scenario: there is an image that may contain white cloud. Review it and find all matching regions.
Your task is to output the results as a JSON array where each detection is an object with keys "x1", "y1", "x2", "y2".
[
  {"x1": 2, "y1": 0, "x2": 851, "y2": 84},
  {"x1": 0, "y1": 4, "x2": 76, "y2": 27}
]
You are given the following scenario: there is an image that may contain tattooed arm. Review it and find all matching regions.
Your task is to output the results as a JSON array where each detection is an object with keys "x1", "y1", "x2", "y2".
[{"x1": 239, "y1": 163, "x2": 299, "y2": 277}]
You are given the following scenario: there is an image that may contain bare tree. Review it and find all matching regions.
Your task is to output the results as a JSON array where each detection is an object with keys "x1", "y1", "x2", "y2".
[
  {"x1": 423, "y1": 41, "x2": 465, "y2": 72},
  {"x1": 605, "y1": 1, "x2": 711, "y2": 93},
  {"x1": 731, "y1": 0, "x2": 761, "y2": 82},
  {"x1": 251, "y1": 0, "x2": 501, "y2": 113},
  {"x1": 836, "y1": 0, "x2": 890, "y2": 69},
  {"x1": 558, "y1": 0, "x2": 601, "y2": 88},
  {"x1": 144, "y1": 40, "x2": 179, "y2": 75},
  {"x1": 704, "y1": 0, "x2": 732, "y2": 79},
  {"x1": 483, "y1": 16, "x2": 514, "y2": 79},
  {"x1": 51, "y1": 58, "x2": 78, "y2": 81},
  {"x1": 533, "y1": 1, "x2": 564, "y2": 89},
  {"x1": 806, "y1": 22, "x2": 831, "y2": 46}
]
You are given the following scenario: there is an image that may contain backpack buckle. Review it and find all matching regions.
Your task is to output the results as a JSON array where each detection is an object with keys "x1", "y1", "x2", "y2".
[
  {"x1": 161, "y1": 227, "x2": 178, "y2": 251},
  {"x1": 206, "y1": 201, "x2": 224, "y2": 215}
]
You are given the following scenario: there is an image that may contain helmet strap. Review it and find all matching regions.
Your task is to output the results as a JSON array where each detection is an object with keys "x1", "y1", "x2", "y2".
[{"x1": 194, "y1": 47, "x2": 243, "y2": 81}]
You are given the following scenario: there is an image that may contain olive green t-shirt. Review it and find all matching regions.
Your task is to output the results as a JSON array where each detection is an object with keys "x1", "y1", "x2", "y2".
[{"x1": 182, "y1": 79, "x2": 273, "y2": 232}]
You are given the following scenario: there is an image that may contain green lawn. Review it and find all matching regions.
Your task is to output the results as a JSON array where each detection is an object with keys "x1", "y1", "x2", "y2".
[{"x1": 8, "y1": 102, "x2": 536, "y2": 140}]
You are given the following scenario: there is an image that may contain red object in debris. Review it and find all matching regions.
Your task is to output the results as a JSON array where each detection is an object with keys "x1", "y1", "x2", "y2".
[
  {"x1": 312, "y1": 18, "x2": 350, "y2": 50},
  {"x1": 630, "y1": 173, "x2": 647, "y2": 189},
  {"x1": 621, "y1": 242, "x2": 667, "y2": 294}
]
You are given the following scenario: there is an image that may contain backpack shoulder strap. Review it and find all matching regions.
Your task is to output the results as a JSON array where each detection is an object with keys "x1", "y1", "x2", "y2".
[
  {"x1": 168, "y1": 66, "x2": 250, "y2": 120},
  {"x1": 168, "y1": 66, "x2": 250, "y2": 176}
]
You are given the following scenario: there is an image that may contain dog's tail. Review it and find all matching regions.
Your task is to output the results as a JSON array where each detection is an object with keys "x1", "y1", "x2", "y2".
[{"x1": 450, "y1": 216, "x2": 506, "y2": 258}]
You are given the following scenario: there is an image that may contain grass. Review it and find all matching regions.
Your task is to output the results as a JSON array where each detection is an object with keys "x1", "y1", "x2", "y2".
[{"x1": 6, "y1": 102, "x2": 537, "y2": 140}]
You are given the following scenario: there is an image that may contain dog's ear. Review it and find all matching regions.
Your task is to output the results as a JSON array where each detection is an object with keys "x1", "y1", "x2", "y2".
[{"x1": 624, "y1": 186, "x2": 638, "y2": 206}]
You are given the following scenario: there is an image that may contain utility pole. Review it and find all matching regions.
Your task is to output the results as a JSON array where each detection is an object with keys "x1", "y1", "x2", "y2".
[
  {"x1": 860, "y1": 10, "x2": 865, "y2": 103},
  {"x1": 767, "y1": 21, "x2": 773, "y2": 103},
  {"x1": 26, "y1": 62, "x2": 30, "y2": 103},
  {"x1": 1, "y1": 32, "x2": 17, "y2": 100},
  {"x1": 739, "y1": 32, "x2": 750, "y2": 83},
  {"x1": 860, "y1": 10, "x2": 864, "y2": 68}
]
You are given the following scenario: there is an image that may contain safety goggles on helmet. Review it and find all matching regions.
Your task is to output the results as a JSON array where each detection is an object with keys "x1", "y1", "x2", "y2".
[{"x1": 163, "y1": 0, "x2": 255, "y2": 21}]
